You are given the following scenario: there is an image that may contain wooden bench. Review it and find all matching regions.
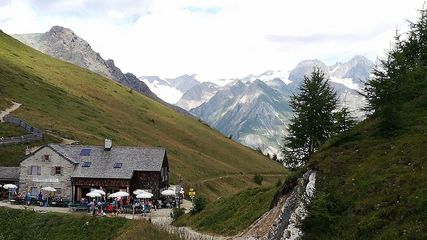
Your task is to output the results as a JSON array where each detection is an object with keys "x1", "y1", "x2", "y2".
[{"x1": 69, "y1": 203, "x2": 88, "y2": 212}]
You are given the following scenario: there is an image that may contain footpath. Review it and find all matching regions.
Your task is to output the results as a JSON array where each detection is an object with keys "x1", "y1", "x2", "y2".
[
  {"x1": 0, "y1": 200, "x2": 227, "y2": 240},
  {"x1": 0, "y1": 102, "x2": 21, "y2": 122}
]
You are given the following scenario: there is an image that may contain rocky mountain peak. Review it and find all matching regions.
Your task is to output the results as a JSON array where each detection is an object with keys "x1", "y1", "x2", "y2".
[
  {"x1": 13, "y1": 26, "x2": 188, "y2": 115},
  {"x1": 289, "y1": 59, "x2": 329, "y2": 82},
  {"x1": 48, "y1": 25, "x2": 75, "y2": 36}
]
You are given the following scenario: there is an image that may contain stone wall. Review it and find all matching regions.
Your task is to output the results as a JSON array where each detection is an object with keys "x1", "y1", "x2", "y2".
[{"x1": 19, "y1": 146, "x2": 75, "y2": 200}]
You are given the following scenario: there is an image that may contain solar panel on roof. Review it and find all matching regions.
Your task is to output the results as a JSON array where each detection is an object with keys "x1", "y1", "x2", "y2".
[
  {"x1": 80, "y1": 148, "x2": 91, "y2": 156},
  {"x1": 82, "y1": 162, "x2": 91, "y2": 167},
  {"x1": 113, "y1": 163, "x2": 123, "y2": 168}
]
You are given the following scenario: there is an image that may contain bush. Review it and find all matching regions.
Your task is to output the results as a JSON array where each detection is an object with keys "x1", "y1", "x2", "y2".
[
  {"x1": 170, "y1": 208, "x2": 185, "y2": 220},
  {"x1": 302, "y1": 191, "x2": 337, "y2": 235},
  {"x1": 191, "y1": 196, "x2": 206, "y2": 214},
  {"x1": 276, "y1": 178, "x2": 282, "y2": 187},
  {"x1": 253, "y1": 174, "x2": 264, "y2": 185}
]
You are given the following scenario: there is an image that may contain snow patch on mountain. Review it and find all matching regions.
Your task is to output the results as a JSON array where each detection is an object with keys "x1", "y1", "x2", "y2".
[
  {"x1": 330, "y1": 77, "x2": 360, "y2": 90},
  {"x1": 143, "y1": 79, "x2": 183, "y2": 104}
]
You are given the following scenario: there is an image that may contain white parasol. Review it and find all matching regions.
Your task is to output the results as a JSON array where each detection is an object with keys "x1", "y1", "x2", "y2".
[
  {"x1": 133, "y1": 189, "x2": 145, "y2": 195},
  {"x1": 86, "y1": 191, "x2": 102, "y2": 198},
  {"x1": 3, "y1": 184, "x2": 18, "y2": 190},
  {"x1": 41, "y1": 186, "x2": 56, "y2": 192},
  {"x1": 92, "y1": 189, "x2": 106, "y2": 195},
  {"x1": 161, "y1": 189, "x2": 175, "y2": 196},
  {"x1": 136, "y1": 192, "x2": 153, "y2": 199},
  {"x1": 108, "y1": 191, "x2": 129, "y2": 198}
]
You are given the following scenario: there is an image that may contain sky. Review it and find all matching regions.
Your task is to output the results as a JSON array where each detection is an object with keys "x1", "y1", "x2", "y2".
[{"x1": 0, "y1": 0, "x2": 425, "y2": 82}]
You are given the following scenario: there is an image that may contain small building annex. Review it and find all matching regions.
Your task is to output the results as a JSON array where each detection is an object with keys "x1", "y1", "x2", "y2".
[{"x1": 19, "y1": 140, "x2": 169, "y2": 201}]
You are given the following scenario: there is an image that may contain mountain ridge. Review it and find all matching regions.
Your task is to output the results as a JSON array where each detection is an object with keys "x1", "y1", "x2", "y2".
[
  {"x1": 0, "y1": 30, "x2": 286, "y2": 201},
  {"x1": 188, "y1": 56, "x2": 372, "y2": 154},
  {"x1": 12, "y1": 26, "x2": 188, "y2": 115}
]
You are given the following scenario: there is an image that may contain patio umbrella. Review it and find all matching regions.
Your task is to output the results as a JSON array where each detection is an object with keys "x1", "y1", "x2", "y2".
[
  {"x1": 133, "y1": 189, "x2": 145, "y2": 195},
  {"x1": 92, "y1": 189, "x2": 106, "y2": 195},
  {"x1": 86, "y1": 191, "x2": 102, "y2": 198},
  {"x1": 3, "y1": 184, "x2": 18, "y2": 190},
  {"x1": 136, "y1": 192, "x2": 153, "y2": 199},
  {"x1": 109, "y1": 191, "x2": 129, "y2": 198},
  {"x1": 161, "y1": 189, "x2": 175, "y2": 196},
  {"x1": 41, "y1": 186, "x2": 56, "y2": 192}
]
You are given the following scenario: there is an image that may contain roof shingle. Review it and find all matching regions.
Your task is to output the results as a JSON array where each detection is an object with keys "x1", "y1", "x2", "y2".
[
  {"x1": 0, "y1": 167, "x2": 20, "y2": 181},
  {"x1": 48, "y1": 144, "x2": 166, "y2": 179}
]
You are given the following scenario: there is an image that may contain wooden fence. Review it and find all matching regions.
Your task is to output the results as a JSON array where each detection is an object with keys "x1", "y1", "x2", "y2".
[{"x1": 0, "y1": 115, "x2": 44, "y2": 145}]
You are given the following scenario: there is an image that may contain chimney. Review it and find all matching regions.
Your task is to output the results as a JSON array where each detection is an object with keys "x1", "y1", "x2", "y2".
[{"x1": 104, "y1": 139, "x2": 112, "y2": 151}]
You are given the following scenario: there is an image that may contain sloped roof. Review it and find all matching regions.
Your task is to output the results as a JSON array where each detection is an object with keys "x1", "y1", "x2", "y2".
[
  {"x1": 0, "y1": 167, "x2": 19, "y2": 181},
  {"x1": 48, "y1": 144, "x2": 166, "y2": 179}
]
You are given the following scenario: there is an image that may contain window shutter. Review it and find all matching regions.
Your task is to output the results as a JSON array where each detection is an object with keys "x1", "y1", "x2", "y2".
[
  {"x1": 60, "y1": 167, "x2": 63, "y2": 175},
  {"x1": 28, "y1": 166, "x2": 32, "y2": 175},
  {"x1": 37, "y1": 166, "x2": 41, "y2": 175},
  {"x1": 51, "y1": 167, "x2": 55, "y2": 175}
]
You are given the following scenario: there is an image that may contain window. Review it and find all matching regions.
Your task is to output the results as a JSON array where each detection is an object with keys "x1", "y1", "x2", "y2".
[
  {"x1": 42, "y1": 155, "x2": 50, "y2": 161},
  {"x1": 82, "y1": 162, "x2": 91, "y2": 167},
  {"x1": 80, "y1": 149, "x2": 91, "y2": 156},
  {"x1": 30, "y1": 166, "x2": 41, "y2": 175},
  {"x1": 113, "y1": 163, "x2": 123, "y2": 168},
  {"x1": 55, "y1": 166, "x2": 62, "y2": 175}
]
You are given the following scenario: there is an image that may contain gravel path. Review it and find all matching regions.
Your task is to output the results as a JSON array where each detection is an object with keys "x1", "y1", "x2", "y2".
[
  {"x1": 0, "y1": 101, "x2": 21, "y2": 122},
  {"x1": 0, "y1": 200, "x2": 228, "y2": 240}
]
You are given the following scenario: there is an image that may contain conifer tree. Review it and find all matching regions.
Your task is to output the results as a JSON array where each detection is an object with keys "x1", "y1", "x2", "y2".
[
  {"x1": 334, "y1": 107, "x2": 357, "y2": 134},
  {"x1": 363, "y1": 8, "x2": 427, "y2": 132},
  {"x1": 282, "y1": 68, "x2": 338, "y2": 168}
]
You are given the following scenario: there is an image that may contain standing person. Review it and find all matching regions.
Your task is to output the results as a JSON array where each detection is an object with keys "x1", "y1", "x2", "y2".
[
  {"x1": 26, "y1": 191, "x2": 31, "y2": 206},
  {"x1": 38, "y1": 191, "x2": 43, "y2": 206}
]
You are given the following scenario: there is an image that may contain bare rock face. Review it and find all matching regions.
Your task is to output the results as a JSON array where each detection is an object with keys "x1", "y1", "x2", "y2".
[
  {"x1": 15, "y1": 26, "x2": 113, "y2": 80},
  {"x1": 13, "y1": 26, "x2": 188, "y2": 114}
]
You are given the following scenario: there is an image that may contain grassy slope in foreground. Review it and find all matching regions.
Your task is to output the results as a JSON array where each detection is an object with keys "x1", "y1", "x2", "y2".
[
  {"x1": 0, "y1": 31, "x2": 286, "y2": 200},
  {"x1": 174, "y1": 184, "x2": 279, "y2": 236},
  {"x1": 303, "y1": 95, "x2": 427, "y2": 239},
  {"x1": 0, "y1": 207, "x2": 181, "y2": 240}
]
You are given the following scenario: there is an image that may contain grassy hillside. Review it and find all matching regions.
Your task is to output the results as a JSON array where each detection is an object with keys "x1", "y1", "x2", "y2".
[
  {"x1": 0, "y1": 30, "x2": 285, "y2": 199},
  {"x1": 174, "y1": 183, "x2": 280, "y2": 236},
  {"x1": 301, "y1": 89, "x2": 427, "y2": 239},
  {"x1": 0, "y1": 207, "x2": 181, "y2": 240},
  {"x1": 301, "y1": 9, "x2": 427, "y2": 239}
]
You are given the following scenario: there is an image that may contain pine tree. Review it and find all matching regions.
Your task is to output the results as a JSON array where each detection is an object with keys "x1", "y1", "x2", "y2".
[
  {"x1": 363, "y1": 8, "x2": 427, "y2": 132},
  {"x1": 282, "y1": 68, "x2": 338, "y2": 169},
  {"x1": 334, "y1": 107, "x2": 357, "y2": 134}
]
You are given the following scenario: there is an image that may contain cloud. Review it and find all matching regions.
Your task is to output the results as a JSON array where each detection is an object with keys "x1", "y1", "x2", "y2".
[
  {"x1": 266, "y1": 24, "x2": 395, "y2": 45},
  {"x1": 0, "y1": 0, "x2": 425, "y2": 81},
  {"x1": 183, "y1": 6, "x2": 222, "y2": 14}
]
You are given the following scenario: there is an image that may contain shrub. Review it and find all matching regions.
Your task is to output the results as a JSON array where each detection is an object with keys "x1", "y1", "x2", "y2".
[
  {"x1": 276, "y1": 178, "x2": 282, "y2": 188},
  {"x1": 170, "y1": 208, "x2": 185, "y2": 220},
  {"x1": 191, "y1": 196, "x2": 206, "y2": 214},
  {"x1": 302, "y1": 191, "x2": 337, "y2": 234},
  {"x1": 253, "y1": 174, "x2": 264, "y2": 185}
]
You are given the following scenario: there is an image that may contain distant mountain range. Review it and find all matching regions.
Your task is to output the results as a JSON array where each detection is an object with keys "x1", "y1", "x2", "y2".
[
  {"x1": 184, "y1": 56, "x2": 373, "y2": 154},
  {"x1": 13, "y1": 26, "x2": 373, "y2": 155},
  {"x1": 12, "y1": 26, "x2": 187, "y2": 114},
  {"x1": 139, "y1": 74, "x2": 200, "y2": 104}
]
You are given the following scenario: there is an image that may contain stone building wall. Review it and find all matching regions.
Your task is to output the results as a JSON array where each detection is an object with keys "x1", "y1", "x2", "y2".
[{"x1": 19, "y1": 146, "x2": 75, "y2": 200}]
